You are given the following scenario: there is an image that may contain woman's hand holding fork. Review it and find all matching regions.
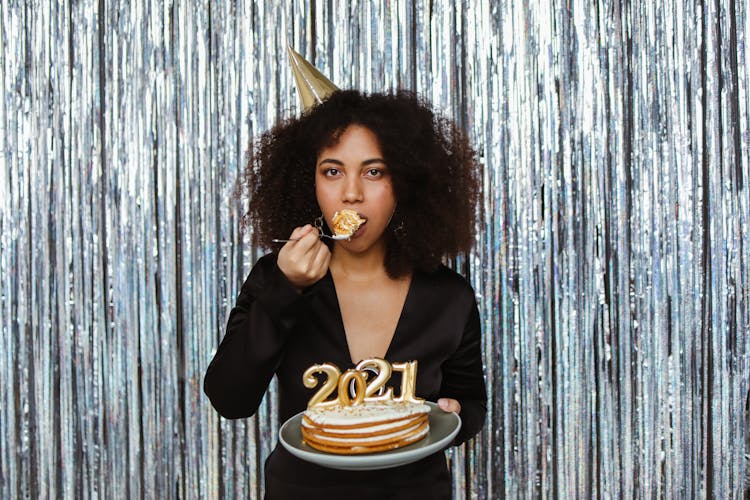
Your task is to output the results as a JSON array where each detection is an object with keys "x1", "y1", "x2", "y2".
[{"x1": 277, "y1": 225, "x2": 332, "y2": 291}]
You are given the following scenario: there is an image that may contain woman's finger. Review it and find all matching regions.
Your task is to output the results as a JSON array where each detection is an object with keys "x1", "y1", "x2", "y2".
[
  {"x1": 437, "y1": 398, "x2": 461, "y2": 414},
  {"x1": 288, "y1": 224, "x2": 312, "y2": 240},
  {"x1": 291, "y1": 226, "x2": 322, "y2": 255},
  {"x1": 282, "y1": 225, "x2": 313, "y2": 250},
  {"x1": 283, "y1": 225, "x2": 316, "y2": 256},
  {"x1": 311, "y1": 242, "x2": 332, "y2": 274}
]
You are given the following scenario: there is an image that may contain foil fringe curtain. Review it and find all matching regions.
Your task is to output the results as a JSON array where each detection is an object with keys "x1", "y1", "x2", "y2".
[{"x1": 2, "y1": 1, "x2": 749, "y2": 498}]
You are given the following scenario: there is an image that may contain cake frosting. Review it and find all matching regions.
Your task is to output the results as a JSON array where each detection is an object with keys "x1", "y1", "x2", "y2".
[{"x1": 302, "y1": 400, "x2": 430, "y2": 454}]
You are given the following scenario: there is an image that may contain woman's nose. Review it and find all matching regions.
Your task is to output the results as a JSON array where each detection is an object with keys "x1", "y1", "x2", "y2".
[{"x1": 342, "y1": 177, "x2": 364, "y2": 202}]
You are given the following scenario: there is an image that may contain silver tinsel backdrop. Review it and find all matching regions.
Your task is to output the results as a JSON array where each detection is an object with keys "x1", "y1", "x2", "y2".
[{"x1": 2, "y1": 0, "x2": 749, "y2": 498}]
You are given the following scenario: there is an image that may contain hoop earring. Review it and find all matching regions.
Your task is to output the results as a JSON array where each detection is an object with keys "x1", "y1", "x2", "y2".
[
  {"x1": 314, "y1": 214, "x2": 325, "y2": 232},
  {"x1": 392, "y1": 220, "x2": 405, "y2": 239}
]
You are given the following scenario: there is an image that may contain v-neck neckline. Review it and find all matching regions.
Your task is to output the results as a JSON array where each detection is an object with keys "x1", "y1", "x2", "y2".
[{"x1": 326, "y1": 269, "x2": 417, "y2": 366}]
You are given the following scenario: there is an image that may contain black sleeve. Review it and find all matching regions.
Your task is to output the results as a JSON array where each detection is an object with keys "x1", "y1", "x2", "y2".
[
  {"x1": 203, "y1": 254, "x2": 305, "y2": 419},
  {"x1": 439, "y1": 298, "x2": 487, "y2": 445}
]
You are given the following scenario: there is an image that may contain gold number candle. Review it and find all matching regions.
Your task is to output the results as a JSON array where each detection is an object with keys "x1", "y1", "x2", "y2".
[
  {"x1": 355, "y1": 358, "x2": 394, "y2": 402},
  {"x1": 303, "y1": 363, "x2": 341, "y2": 408},
  {"x1": 392, "y1": 361, "x2": 424, "y2": 404},
  {"x1": 337, "y1": 369, "x2": 366, "y2": 406}
]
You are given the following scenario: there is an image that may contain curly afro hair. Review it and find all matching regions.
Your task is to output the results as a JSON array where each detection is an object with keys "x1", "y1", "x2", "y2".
[{"x1": 236, "y1": 90, "x2": 481, "y2": 278}]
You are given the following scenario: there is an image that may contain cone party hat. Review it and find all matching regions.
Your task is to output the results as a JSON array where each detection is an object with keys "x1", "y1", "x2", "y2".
[{"x1": 287, "y1": 45, "x2": 339, "y2": 111}]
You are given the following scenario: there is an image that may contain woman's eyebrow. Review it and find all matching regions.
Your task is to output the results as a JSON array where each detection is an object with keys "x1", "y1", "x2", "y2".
[
  {"x1": 317, "y1": 158, "x2": 386, "y2": 167},
  {"x1": 361, "y1": 158, "x2": 386, "y2": 166},
  {"x1": 318, "y1": 158, "x2": 344, "y2": 167}
]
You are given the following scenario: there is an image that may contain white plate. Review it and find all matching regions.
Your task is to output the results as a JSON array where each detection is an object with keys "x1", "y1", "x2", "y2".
[{"x1": 278, "y1": 401, "x2": 461, "y2": 471}]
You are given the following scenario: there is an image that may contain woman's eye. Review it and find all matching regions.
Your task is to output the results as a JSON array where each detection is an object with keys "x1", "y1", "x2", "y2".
[
  {"x1": 324, "y1": 168, "x2": 340, "y2": 176},
  {"x1": 366, "y1": 168, "x2": 383, "y2": 177}
]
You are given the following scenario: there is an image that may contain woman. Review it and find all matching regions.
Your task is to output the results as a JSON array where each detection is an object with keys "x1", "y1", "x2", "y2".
[{"x1": 204, "y1": 90, "x2": 487, "y2": 499}]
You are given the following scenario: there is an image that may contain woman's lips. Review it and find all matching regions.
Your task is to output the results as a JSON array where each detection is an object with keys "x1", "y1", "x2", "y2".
[{"x1": 351, "y1": 219, "x2": 367, "y2": 238}]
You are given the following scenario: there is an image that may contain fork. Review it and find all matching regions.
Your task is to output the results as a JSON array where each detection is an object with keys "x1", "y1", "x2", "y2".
[{"x1": 271, "y1": 233, "x2": 350, "y2": 243}]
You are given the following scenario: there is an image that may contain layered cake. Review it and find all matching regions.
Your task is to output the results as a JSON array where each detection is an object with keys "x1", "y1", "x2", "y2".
[
  {"x1": 301, "y1": 400, "x2": 430, "y2": 454},
  {"x1": 331, "y1": 209, "x2": 367, "y2": 238}
]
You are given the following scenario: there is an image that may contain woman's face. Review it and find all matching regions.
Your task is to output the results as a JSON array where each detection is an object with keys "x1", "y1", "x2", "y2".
[{"x1": 315, "y1": 124, "x2": 396, "y2": 254}]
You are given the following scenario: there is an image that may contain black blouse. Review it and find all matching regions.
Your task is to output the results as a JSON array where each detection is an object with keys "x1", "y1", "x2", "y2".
[{"x1": 204, "y1": 254, "x2": 487, "y2": 499}]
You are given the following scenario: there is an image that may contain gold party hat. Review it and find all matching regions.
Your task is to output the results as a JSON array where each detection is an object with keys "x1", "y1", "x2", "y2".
[{"x1": 287, "y1": 45, "x2": 339, "y2": 111}]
